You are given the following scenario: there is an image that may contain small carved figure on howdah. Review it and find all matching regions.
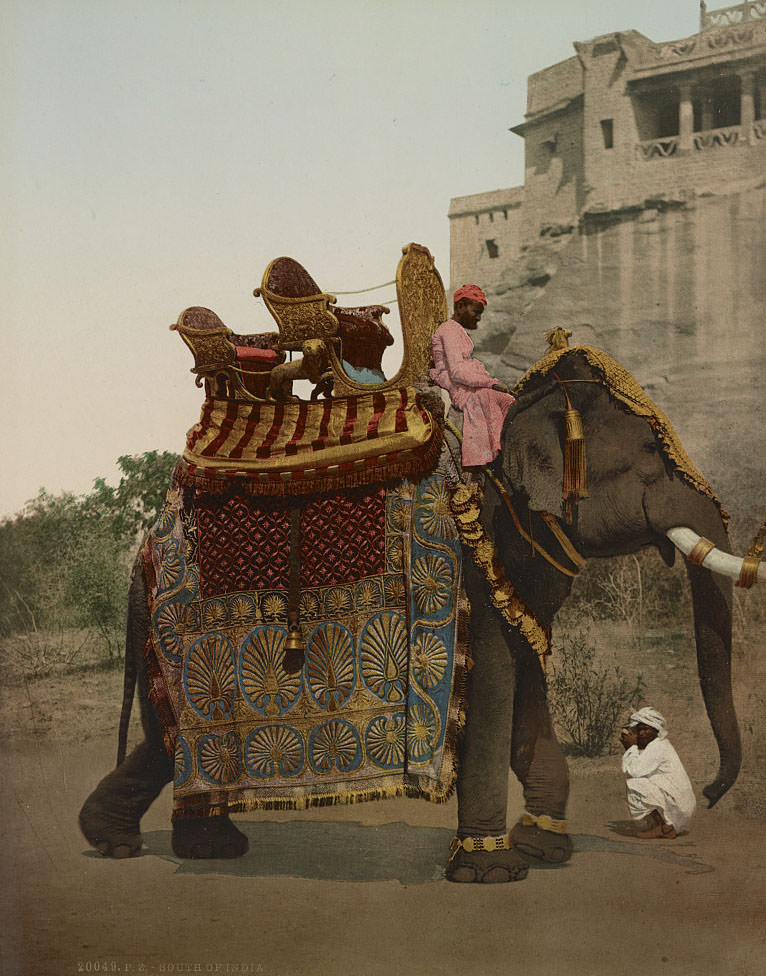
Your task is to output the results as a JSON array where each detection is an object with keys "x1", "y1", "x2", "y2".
[
  {"x1": 429, "y1": 284, "x2": 515, "y2": 467},
  {"x1": 267, "y1": 338, "x2": 330, "y2": 400}
]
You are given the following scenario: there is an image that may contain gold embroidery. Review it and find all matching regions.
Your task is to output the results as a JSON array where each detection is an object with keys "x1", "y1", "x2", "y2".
[{"x1": 448, "y1": 483, "x2": 549, "y2": 669}]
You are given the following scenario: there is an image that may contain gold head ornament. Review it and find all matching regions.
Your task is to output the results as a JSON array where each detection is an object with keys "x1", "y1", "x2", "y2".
[{"x1": 544, "y1": 327, "x2": 572, "y2": 351}]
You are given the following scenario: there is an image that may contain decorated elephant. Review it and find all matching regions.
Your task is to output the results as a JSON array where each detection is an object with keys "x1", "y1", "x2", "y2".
[{"x1": 79, "y1": 330, "x2": 762, "y2": 884}]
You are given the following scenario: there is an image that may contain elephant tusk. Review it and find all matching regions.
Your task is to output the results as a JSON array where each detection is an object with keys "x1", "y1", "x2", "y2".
[{"x1": 666, "y1": 527, "x2": 766, "y2": 585}]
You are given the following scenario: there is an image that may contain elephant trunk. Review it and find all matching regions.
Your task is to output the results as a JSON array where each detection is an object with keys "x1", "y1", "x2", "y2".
[
  {"x1": 685, "y1": 556, "x2": 741, "y2": 807},
  {"x1": 645, "y1": 487, "x2": 741, "y2": 807}
]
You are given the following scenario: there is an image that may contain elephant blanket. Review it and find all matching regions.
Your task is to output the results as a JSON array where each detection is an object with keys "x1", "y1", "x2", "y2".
[{"x1": 142, "y1": 470, "x2": 469, "y2": 816}]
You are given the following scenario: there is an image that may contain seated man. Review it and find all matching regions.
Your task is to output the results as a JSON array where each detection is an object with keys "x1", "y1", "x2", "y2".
[
  {"x1": 429, "y1": 284, "x2": 515, "y2": 467},
  {"x1": 333, "y1": 305, "x2": 393, "y2": 384},
  {"x1": 620, "y1": 706, "x2": 696, "y2": 839}
]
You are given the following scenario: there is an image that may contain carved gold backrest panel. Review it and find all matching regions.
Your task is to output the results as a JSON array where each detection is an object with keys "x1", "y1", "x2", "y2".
[
  {"x1": 394, "y1": 242, "x2": 448, "y2": 385},
  {"x1": 255, "y1": 257, "x2": 339, "y2": 352},
  {"x1": 171, "y1": 308, "x2": 237, "y2": 385},
  {"x1": 328, "y1": 243, "x2": 447, "y2": 396}
]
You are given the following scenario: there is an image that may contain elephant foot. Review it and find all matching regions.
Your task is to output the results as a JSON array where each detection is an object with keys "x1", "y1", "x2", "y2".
[
  {"x1": 79, "y1": 791, "x2": 143, "y2": 859},
  {"x1": 445, "y1": 835, "x2": 529, "y2": 884},
  {"x1": 510, "y1": 815, "x2": 573, "y2": 864},
  {"x1": 172, "y1": 814, "x2": 249, "y2": 859},
  {"x1": 78, "y1": 742, "x2": 173, "y2": 859}
]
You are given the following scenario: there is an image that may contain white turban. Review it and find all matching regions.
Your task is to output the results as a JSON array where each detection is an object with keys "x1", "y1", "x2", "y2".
[{"x1": 629, "y1": 707, "x2": 667, "y2": 739}]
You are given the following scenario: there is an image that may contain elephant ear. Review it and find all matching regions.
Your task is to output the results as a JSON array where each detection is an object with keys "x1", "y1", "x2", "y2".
[{"x1": 500, "y1": 405, "x2": 565, "y2": 515}]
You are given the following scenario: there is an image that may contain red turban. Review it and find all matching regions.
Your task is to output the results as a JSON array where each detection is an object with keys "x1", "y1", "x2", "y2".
[{"x1": 453, "y1": 284, "x2": 487, "y2": 306}]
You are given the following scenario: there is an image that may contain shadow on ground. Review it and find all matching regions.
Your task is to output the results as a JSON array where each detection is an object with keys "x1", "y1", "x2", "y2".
[{"x1": 130, "y1": 821, "x2": 713, "y2": 882}]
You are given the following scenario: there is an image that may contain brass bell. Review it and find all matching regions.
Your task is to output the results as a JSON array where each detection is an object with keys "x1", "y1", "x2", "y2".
[{"x1": 282, "y1": 626, "x2": 306, "y2": 675}]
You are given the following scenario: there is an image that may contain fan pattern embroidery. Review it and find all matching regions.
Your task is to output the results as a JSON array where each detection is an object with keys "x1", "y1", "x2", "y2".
[{"x1": 143, "y1": 473, "x2": 468, "y2": 816}]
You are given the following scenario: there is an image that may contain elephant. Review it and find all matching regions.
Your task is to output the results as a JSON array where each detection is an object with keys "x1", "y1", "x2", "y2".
[{"x1": 79, "y1": 345, "x2": 755, "y2": 883}]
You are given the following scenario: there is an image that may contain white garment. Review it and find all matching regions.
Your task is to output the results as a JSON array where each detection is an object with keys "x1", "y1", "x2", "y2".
[{"x1": 622, "y1": 737, "x2": 696, "y2": 830}]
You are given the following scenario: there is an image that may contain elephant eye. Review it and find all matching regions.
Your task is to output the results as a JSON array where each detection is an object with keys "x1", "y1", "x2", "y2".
[{"x1": 643, "y1": 441, "x2": 658, "y2": 454}]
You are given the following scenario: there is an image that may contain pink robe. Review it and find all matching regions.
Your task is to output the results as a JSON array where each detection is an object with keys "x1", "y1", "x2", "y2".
[{"x1": 430, "y1": 319, "x2": 515, "y2": 467}]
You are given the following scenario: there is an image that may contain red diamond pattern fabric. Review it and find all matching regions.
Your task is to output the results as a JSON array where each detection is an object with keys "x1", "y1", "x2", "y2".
[
  {"x1": 300, "y1": 487, "x2": 386, "y2": 587},
  {"x1": 197, "y1": 495, "x2": 291, "y2": 596}
]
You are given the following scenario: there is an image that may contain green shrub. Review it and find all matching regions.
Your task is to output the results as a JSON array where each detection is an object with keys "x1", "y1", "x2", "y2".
[
  {"x1": 0, "y1": 451, "x2": 178, "y2": 672},
  {"x1": 548, "y1": 630, "x2": 645, "y2": 757}
]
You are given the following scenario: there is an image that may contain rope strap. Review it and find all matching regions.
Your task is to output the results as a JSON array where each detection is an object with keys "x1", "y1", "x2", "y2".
[
  {"x1": 521, "y1": 811, "x2": 568, "y2": 835},
  {"x1": 443, "y1": 418, "x2": 584, "y2": 579},
  {"x1": 540, "y1": 512, "x2": 586, "y2": 570},
  {"x1": 328, "y1": 278, "x2": 396, "y2": 295},
  {"x1": 449, "y1": 834, "x2": 512, "y2": 861}
]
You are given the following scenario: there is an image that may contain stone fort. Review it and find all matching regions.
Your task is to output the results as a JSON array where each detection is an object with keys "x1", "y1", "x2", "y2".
[{"x1": 448, "y1": 1, "x2": 765, "y2": 539}]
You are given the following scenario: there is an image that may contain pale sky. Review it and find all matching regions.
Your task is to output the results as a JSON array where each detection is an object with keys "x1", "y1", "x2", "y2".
[{"x1": 2, "y1": 0, "x2": 700, "y2": 518}]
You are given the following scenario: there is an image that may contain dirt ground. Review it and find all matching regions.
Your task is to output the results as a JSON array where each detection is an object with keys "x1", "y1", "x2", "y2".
[{"x1": 2, "y1": 612, "x2": 765, "y2": 976}]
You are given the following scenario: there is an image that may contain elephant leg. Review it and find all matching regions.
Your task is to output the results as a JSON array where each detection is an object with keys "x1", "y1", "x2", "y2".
[
  {"x1": 172, "y1": 814, "x2": 249, "y2": 859},
  {"x1": 446, "y1": 560, "x2": 528, "y2": 884},
  {"x1": 79, "y1": 738, "x2": 173, "y2": 858},
  {"x1": 508, "y1": 650, "x2": 573, "y2": 863}
]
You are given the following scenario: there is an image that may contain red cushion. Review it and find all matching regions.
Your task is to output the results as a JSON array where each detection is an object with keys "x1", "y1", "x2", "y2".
[{"x1": 235, "y1": 346, "x2": 279, "y2": 363}]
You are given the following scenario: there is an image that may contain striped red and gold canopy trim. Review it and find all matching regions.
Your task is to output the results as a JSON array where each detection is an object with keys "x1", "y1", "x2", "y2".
[{"x1": 174, "y1": 388, "x2": 442, "y2": 495}]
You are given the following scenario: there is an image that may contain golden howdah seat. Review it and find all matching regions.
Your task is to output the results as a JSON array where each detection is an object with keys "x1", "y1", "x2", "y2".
[
  {"x1": 172, "y1": 242, "x2": 447, "y2": 402},
  {"x1": 171, "y1": 305, "x2": 286, "y2": 400},
  {"x1": 255, "y1": 255, "x2": 394, "y2": 382}
]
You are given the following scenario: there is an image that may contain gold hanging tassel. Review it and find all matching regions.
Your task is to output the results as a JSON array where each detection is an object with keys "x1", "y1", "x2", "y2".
[
  {"x1": 554, "y1": 374, "x2": 588, "y2": 523},
  {"x1": 562, "y1": 407, "x2": 588, "y2": 523},
  {"x1": 283, "y1": 499, "x2": 306, "y2": 674}
]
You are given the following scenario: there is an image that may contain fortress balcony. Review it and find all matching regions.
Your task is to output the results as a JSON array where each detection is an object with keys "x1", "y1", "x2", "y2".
[{"x1": 632, "y1": 61, "x2": 764, "y2": 160}]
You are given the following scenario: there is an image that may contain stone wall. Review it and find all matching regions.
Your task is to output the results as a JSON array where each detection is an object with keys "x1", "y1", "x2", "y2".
[
  {"x1": 526, "y1": 55, "x2": 583, "y2": 116},
  {"x1": 578, "y1": 34, "x2": 641, "y2": 211},
  {"x1": 447, "y1": 187, "x2": 524, "y2": 291},
  {"x1": 519, "y1": 100, "x2": 585, "y2": 242}
]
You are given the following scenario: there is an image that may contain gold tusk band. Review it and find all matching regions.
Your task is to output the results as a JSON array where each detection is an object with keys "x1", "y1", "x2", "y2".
[
  {"x1": 687, "y1": 537, "x2": 716, "y2": 567},
  {"x1": 737, "y1": 554, "x2": 762, "y2": 590}
]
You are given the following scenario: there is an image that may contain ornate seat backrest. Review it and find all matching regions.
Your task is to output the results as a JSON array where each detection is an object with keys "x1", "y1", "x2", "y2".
[
  {"x1": 254, "y1": 244, "x2": 447, "y2": 395},
  {"x1": 254, "y1": 257, "x2": 339, "y2": 351},
  {"x1": 327, "y1": 243, "x2": 447, "y2": 394},
  {"x1": 172, "y1": 306, "x2": 288, "y2": 399},
  {"x1": 171, "y1": 307, "x2": 237, "y2": 395}
]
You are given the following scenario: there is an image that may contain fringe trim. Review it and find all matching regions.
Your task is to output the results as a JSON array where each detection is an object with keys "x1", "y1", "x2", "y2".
[
  {"x1": 141, "y1": 536, "x2": 180, "y2": 761},
  {"x1": 449, "y1": 481, "x2": 550, "y2": 670},
  {"x1": 172, "y1": 429, "x2": 443, "y2": 498},
  {"x1": 173, "y1": 779, "x2": 455, "y2": 817}
]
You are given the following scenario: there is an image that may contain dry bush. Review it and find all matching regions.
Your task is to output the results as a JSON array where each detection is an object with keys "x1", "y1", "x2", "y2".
[
  {"x1": 0, "y1": 629, "x2": 98, "y2": 682},
  {"x1": 548, "y1": 630, "x2": 645, "y2": 757}
]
